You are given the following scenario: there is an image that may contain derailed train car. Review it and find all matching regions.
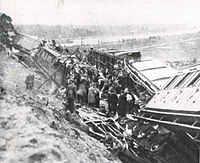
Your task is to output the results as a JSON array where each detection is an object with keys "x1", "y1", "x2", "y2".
[
  {"x1": 128, "y1": 64, "x2": 200, "y2": 143},
  {"x1": 87, "y1": 48, "x2": 141, "y2": 70},
  {"x1": 125, "y1": 57, "x2": 177, "y2": 96},
  {"x1": 33, "y1": 46, "x2": 67, "y2": 86}
]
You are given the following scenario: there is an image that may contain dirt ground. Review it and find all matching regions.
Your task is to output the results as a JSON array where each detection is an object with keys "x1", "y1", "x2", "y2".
[{"x1": 0, "y1": 54, "x2": 122, "y2": 163}]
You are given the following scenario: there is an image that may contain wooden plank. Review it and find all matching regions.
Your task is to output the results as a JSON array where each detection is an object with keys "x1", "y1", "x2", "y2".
[
  {"x1": 142, "y1": 109, "x2": 200, "y2": 119},
  {"x1": 127, "y1": 114, "x2": 200, "y2": 133}
]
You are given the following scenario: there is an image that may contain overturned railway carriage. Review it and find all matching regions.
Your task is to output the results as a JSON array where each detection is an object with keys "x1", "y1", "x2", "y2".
[
  {"x1": 12, "y1": 34, "x2": 70, "y2": 87},
  {"x1": 34, "y1": 46, "x2": 90, "y2": 88},
  {"x1": 34, "y1": 47, "x2": 67, "y2": 86},
  {"x1": 125, "y1": 57, "x2": 177, "y2": 95},
  {"x1": 128, "y1": 64, "x2": 200, "y2": 142}
]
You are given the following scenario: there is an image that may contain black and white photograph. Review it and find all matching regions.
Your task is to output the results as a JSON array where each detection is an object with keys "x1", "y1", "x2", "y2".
[{"x1": 0, "y1": 0, "x2": 200, "y2": 162}]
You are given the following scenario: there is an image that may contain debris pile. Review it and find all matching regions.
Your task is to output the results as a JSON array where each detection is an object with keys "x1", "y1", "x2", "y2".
[{"x1": 68, "y1": 105, "x2": 197, "y2": 163}]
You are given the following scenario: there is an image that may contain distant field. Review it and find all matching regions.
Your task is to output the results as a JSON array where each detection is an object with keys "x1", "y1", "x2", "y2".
[
  {"x1": 92, "y1": 31, "x2": 200, "y2": 64},
  {"x1": 141, "y1": 36, "x2": 200, "y2": 63}
]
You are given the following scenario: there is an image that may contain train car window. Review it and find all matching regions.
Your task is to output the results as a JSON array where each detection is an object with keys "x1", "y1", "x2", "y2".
[
  {"x1": 41, "y1": 51, "x2": 46, "y2": 58},
  {"x1": 46, "y1": 55, "x2": 49, "y2": 62},
  {"x1": 45, "y1": 53, "x2": 49, "y2": 59},
  {"x1": 175, "y1": 72, "x2": 194, "y2": 88},
  {"x1": 185, "y1": 72, "x2": 200, "y2": 87},
  {"x1": 51, "y1": 58, "x2": 54, "y2": 64},
  {"x1": 48, "y1": 55, "x2": 53, "y2": 62},
  {"x1": 167, "y1": 75, "x2": 185, "y2": 89},
  {"x1": 43, "y1": 52, "x2": 46, "y2": 58},
  {"x1": 194, "y1": 79, "x2": 200, "y2": 86},
  {"x1": 193, "y1": 73, "x2": 200, "y2": 86},
  {"x1": 161, "y1": 76, "x2": 174, "y2": 89},
  {"x1": 163, "y1": 75, "x2": 180, "y2": 89}
]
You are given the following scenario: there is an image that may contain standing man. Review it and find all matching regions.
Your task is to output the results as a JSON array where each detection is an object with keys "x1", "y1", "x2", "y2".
[
  {"x1": 88, "y1": 83, "x2": 96, "y2": 107},
  {"x1": 94, "y1": 83, "x2": 100, "y2": 108},
  {"x1": 107, "y1": 88, "x2": 118, "y2": 116},
  {"x1": 25, "y1": 74, "x2": 35, "y2": 90},
  {"x1": 117, "y1": 89, "x2": 128, "y2": 117},
  {"x1": 126, "y1": 89, "x2": 135, "y2": 114},
  {"x1": 29, "y1": 74, "x2": 35, "y2": 89},
  {"x1": 66, "y1": 80, "x2": 76, "y2": 113}
]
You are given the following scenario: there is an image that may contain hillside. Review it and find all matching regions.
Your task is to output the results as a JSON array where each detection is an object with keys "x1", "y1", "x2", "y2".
[{"x1": 0, "y1": 54, "x2": 122, "y2": 163}]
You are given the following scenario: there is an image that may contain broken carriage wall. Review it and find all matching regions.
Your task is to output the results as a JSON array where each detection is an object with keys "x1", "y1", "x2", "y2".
[
  {"x1": 35, "y1": 47, "x2": 67, "y2": 87},
  {"x1": 87, "y1": 50, "x2": 116, "y2": 70},
  {"x1": 87, "y1": 49, "x2": 141, "y2": 70}
]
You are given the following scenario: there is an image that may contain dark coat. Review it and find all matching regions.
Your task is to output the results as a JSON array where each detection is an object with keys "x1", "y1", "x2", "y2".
[
  {"x1": 118, "y1": 93, "x2": 127, "y2": 116},
  {"x1": 108, "y1": 91, "x2": 118, "y2": 112},
  {"x1": 66, "y1": 82, "x2": 76, "y2": 113}
]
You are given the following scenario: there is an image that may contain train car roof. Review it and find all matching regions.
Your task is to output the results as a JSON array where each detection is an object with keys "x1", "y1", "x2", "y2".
[
  {"x1": 113, "y1": 50, "x2": 140, "y2": 57},
  {"x1": 93, "y1": 49, "x2": 140, "y2": 57},
  {"x1": 146, "y1": 64, "x2": 200, "y2": 112},
  {"x1": 128, "y1": 58, "x2": 177, "y2": 89},
  {"x1": 15, "y1": 34, "x2": 40, "y2": 51}
]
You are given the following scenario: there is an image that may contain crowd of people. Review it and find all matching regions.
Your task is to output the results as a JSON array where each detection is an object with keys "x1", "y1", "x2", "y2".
[{"x1": 65, "y1": 59, "x2": 142, "y2": 118}]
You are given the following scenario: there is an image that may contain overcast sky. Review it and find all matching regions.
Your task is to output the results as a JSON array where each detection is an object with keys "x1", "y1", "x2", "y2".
[{"x1": 1, "y1": 0, "x2": 200, "y2": 25}]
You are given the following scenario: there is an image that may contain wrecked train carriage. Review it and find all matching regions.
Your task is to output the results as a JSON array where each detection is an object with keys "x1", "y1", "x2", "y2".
[
  {"x1": 129, "y1": 64, "x2": 200, "y2": 143},
  {"x1": 125, "y1": 58, "x2": 177, "y2": 96},
  {"x1": 13, "y1": 33, "x2": 40, "y2": 55},
  {"x1": 34, "y1": 46, "x2": 69, "y2": 86},
  {"x1": 87, "y1": 49, "x2": 141, "y2": 70}
]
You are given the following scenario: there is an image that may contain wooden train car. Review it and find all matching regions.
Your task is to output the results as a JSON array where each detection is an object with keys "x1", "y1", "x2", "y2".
[
  {"x1": 125, "y1": 58, "x2": 177, "y2": 94},
  {"x1": 128, "y1": 64, "x2": 200, "y2": 142},
  {"x1": 33, "y1": 46, "x2": 90, "y2": 88},
  {"x1": 13, "y1": 33, "x2": 40, "y2": 54},
  {"x1": 87, "y1": 48, "x2": 141, "y2": 70},
  {"x1": 34, "y1": 46, "x2": 69, "y2": 87}
]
